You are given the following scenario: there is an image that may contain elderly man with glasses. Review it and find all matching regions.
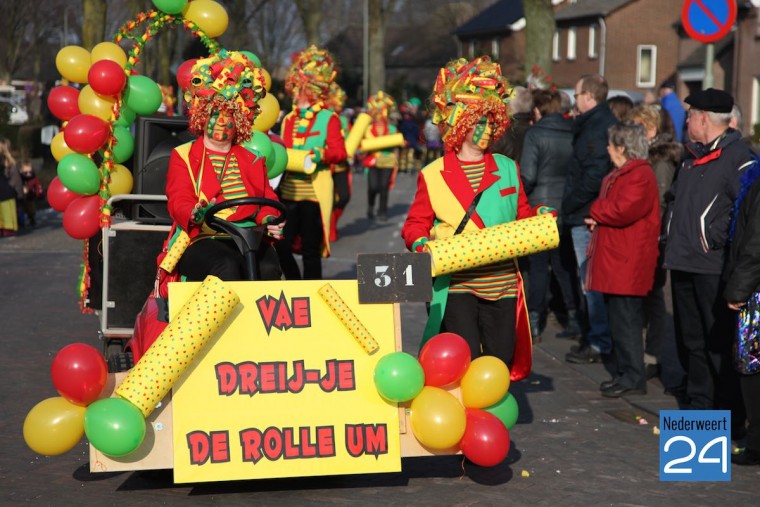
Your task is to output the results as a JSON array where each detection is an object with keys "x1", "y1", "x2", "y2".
[{"x1": 663, "y1": 88, "x2": 753, "y2": 444}]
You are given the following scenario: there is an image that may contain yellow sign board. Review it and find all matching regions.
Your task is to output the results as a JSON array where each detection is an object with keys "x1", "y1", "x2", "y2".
[{"x1": 170, "y1": 280, "x2": 401, "y2": 483}]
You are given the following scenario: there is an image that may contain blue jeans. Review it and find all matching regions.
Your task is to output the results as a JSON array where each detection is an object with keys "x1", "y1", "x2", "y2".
[{"x1": 571, "y1": 226, "x2": 612, "y2": 354}]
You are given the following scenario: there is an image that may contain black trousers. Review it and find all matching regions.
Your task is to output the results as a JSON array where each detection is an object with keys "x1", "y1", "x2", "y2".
[
  {"x1": 276, "y1": 199, "x2": 324, "y2": 280},
  {"x1": 367, "y1": 169, "x2": 392, "y2": 216},
  {"x1": 333, "y1": 170, "x2": 351, "y2": 211},
  {"x1": 606, "y1": 294, "x2": 647, "y2": 390},
  {"x1": 670, "y1": 270, "x2": 744, "y2": 431},
  {"x1": 178, "y1": 238, "x2": 281, "y2": 281},
  {"x1": 525, "y1": 234, "x2": 579, "y2": 317},
  {"x1": 441, "y1": 293, "x2": 516, "y2": 367}
]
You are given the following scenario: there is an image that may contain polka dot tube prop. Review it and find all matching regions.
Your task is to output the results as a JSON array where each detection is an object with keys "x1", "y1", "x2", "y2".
[
  {"x1": 318, "y1": 283, "x2": 380, "y2": 355},
  {"x1": 425, "y1": 214, "x2": 559, "y2": 276},
  {"x1": 115, "y1": 275, "x2": 240, "y2": 417}
]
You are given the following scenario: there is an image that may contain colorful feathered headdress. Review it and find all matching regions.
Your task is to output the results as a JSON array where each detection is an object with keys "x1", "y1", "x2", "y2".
[
  {"x1": 284, "y1": 45, "x2": 337, "y2": 105},
  {"x1": 432, "y1": 56, "x2": 512, "y2": 152},
  {"x1": 326, "y1": 82, "x2": 347, "y2": 113},
  {"x1": 184, "y1": 49, "x2": 267, "y2": 144},
  {"x1": 366, "y1": 90, "x2": 396, "y2": 119}
]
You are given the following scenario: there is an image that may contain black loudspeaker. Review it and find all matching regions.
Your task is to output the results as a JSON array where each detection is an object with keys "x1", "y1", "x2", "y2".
[{"x1": 132, "y1": 115, "x2": 195, "y2": 223}]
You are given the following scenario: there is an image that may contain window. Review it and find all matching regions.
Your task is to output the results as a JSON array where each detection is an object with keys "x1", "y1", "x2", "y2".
[
  {"x1": 589, "y1": 24, "x2": 598, "y2": 58},
  {"x1": 567, "y1": 27, "x2": 577, "y2": 60},
  {"x1": 637, "y1": 45, "x2": 657, "y2": 87},
  {"x1": 491, "y1": 38, "x2": 500, "y2": 60},
  {"x1": 552, "y1": 30, "x2": 560, "y2": 61}
]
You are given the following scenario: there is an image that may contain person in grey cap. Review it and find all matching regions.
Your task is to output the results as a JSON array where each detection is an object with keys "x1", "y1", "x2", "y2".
[{"x1": 663, "y1": 88, "x2": 752, "y2": 441}]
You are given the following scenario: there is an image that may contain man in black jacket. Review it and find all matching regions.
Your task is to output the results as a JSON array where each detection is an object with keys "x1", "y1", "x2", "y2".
[
  {"x1": 521, "y1": 89, "x2": 582, "y2": 341},
  {"x1": 561, "y1": 74, "x2": 617, "y2": 364},
  {"x1": 664, "y1": 88, "x2": 753, "y2": 426}
]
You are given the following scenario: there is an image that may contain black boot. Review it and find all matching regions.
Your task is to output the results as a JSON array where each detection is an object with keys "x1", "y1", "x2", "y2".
[{"x1": 556, "y1": 309, "x2": 582, "y2": 340}]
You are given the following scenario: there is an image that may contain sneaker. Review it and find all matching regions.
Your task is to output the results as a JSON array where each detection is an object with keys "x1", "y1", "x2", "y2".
[
  {"x1": 599, "y1": 378, "x2": 619, "y2": 391},
  {"x1": 600, "y1": 383, "x2": 647, "y2": 398},
  {"x1": 565, "y1": 344, "x2": 602, "y2": 364}
]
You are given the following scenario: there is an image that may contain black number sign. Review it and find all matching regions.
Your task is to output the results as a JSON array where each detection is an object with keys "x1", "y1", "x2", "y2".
[{"x1": 356, "y1": 253, "x2": 432, "y2": 303}]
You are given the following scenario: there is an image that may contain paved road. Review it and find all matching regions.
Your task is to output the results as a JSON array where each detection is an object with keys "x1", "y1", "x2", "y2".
[{"x1": 1, "y1": 171, "x2": 758, "y2": 506}]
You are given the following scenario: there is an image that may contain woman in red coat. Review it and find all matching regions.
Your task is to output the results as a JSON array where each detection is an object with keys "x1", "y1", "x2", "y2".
[{"x1": 585, "y1": 122, "x2": 660, "y2": 397}]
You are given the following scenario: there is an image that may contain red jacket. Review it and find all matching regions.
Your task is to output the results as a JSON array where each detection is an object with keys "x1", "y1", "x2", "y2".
[
  {"x1": 587, "y1": 158, "x2": 660, "y2": 296},
  {"x1": 165, "y1": 138, "x2": 280, "y2": 237}
]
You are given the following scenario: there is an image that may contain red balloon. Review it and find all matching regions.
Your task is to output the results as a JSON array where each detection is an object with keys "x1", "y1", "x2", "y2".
[
  {"x1": 269, "y1": 133, "x2": 285, "y2": 146},
  {"x1": 62, "y1": 195, "x2": 101, "y2": 239},
  {"x1": 47, "y1": 176, "x2": 81, "y2": 212},
  {"x1": 51, "y1": 343, "x2": 108, "y2": 406},
  {"x1": 176, "y1": 58, "x2": 197, "y2": 91},
  {"x1": 87, "y1": 60, "x2": 127, "y2": 97},
  {"x1": 419, "y1": 332, "x2": 471, "y2": 387},
  {"x1": 63, "y1": 114, "x2": 111, "y2": 154},
  {"x1": 460, "y1": 408, "x2": 510, "y2": 467},
  {"x1": 47, "y1": 86, "x2": 81, "y2": 121}
]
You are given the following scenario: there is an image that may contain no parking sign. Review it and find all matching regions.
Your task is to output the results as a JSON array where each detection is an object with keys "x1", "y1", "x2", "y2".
[{"x1": 682, "y1": 0, "x2": 737, "y2": 43}]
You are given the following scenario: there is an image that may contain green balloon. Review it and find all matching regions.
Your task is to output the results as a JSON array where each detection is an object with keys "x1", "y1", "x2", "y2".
[
  {"x1": 57, "y1": 153, "x2": 100, "y2": 195},
  {"x1": 112, "y1": 126, "x2": 135, "y2": 163},
  {"x1": 124, "y1": 75, "x2": 163, "y2": 116},
  {"x1": 484, "y1": 391, "x2": 519, "y2": 430},
  {"x1": 268, "y1": 142, "x2": 287, "y2": 179},
  {"x1": 115, "y1": 106, "x2": 136, "y2": 127},
  {"x1": 152, "y1": 0, "x2": 187, "y2": 14},
  {"x1": 239, "y1": 50, "x2": 262, "y2": 67},
  {"x1": 84, "y1": 398, "x2": 146, "y2": 457},
  {"x1": 373, "y1": 352, "x2": 425, "y2": 403},
  {"x1": 240, "y1": 130, "x2": 274, "y2": 161}
]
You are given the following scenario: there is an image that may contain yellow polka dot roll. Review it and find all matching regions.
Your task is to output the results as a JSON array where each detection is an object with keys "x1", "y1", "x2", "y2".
[
  {"x1": 159, "y1": 230, "x2": 190, "y2": 273},
  {"x1": 318, "y1": 283, "x2": 379, "y2": 355},
  {"x1": 425, "y1": 213, "x2": 559, "y2": 276},
  {"x1": 115, "y1": 275, "x2": 240, "y2": 417}
]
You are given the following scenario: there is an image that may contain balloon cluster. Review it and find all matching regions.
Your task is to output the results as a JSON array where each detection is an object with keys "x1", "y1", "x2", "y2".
[
  {"x1": 373, "y1": 333, "x2": 518, "y2": 467},
  {"x1": 23, "y1": 343, "x2": 147, "y2": 458},
  {"x1": 46, "y1": 0, "x2": 275, "y2": 240}
]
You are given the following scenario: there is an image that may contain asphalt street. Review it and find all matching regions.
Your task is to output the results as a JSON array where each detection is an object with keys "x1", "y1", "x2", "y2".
[{"x1": 1, "y1": 170, "x2": 758, "y2": 506}]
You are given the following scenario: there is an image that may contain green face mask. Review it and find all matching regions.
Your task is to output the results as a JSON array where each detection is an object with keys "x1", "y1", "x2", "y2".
[
  {"x1": 206, "y1": 110, "x2": 235, "y2": 142},
  {"x1": 472, "y1": 116, "x2": 491, "y2": 146}
]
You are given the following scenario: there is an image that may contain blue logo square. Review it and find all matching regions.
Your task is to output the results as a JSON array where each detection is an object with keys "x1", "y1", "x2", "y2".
[{"x1": 659, "y1": 410, "x2": 731, "y2": 481}]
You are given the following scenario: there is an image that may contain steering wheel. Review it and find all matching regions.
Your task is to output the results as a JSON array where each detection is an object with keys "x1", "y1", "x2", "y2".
[{"x1": 205, "y1": 197, "x2": 287, "y2": 280}]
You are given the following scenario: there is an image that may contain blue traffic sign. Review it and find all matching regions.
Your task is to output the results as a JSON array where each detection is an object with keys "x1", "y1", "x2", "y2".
[{"x1": 681, "y1": 0, "x2": 737, "y2": 43}]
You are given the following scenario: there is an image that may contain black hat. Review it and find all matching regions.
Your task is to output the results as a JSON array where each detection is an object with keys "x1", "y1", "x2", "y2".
[
  {"x1": 660, "y1": 80, "x2": 676, "y2": 90},
  {"x1": 684, "y1": 88, "x2": 733, "y2": 113}
]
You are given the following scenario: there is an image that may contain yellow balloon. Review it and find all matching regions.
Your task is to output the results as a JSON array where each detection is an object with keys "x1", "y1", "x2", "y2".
[
  {"x1": 23, "y1": 397, "x2": 86, "y2": 456},
  {"x1": 183, "y1": 0, "x2": 229, "y2": 38},
  {"x1": 252, "y1": 93, "x2": 280, "y2": 132},
  {"x1": 109, "y1": 164, "x2": 134, "y2": 195},
  {"x1": 409, "y1": 386, "x2": 466, "y2": 450},
  {"x1": 56, "y1": 46, "x2": 91, "y2": 84},
  {"x1": 78, "y1": 85, "x2": 116, "y2": 122},
  {"x1": 51, "y1": 132, "x2": 74, "y2": 161},
  {"x1": 460, "y1": 356, "x2": 510, "y2": 409},
  {"x1": 90, "y1": 41, "x2": 127, "y2": 68},
  {"x1": 261, "y1": 68, "x2": 272, "y2": 91}
]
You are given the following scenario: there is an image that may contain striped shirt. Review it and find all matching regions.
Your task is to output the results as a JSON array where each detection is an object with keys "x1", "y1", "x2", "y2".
[
  {"x1": 279, "y1": 118, "x2": 318, "y2": 201},
  {"x1": 449, "y1": 158, "x2": 518, "y2": 300}
]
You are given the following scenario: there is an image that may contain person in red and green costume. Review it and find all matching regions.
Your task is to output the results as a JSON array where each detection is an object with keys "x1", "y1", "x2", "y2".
[
  {"x1": 326, "y1": 81, "x2": 352, "y2": 242},
  {"x1": 165, "y1": 50, "x2": 284, "y2": 282},
  {"x1": 402, "y1": 56, "x2": 554, "y2": 381},
  {"x1": 277, "y1": 46, "x2": 348, "y2": 280}
]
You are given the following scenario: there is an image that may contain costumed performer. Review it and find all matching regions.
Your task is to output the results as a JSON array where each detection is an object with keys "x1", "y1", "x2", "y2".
[
  {"x1": 164, "y1": 49, "x2": 284, "y2": 282},
  {"x1": 327, "y1": 81, "x2": 351, "y2": 242},
  {"x1": 363, "y1": 91, "x2": 399, "y2": 222},
  {"x1": 277, "y1": 45, "x2": 347, "y2": 280},
  {"x1": 401, "y1": 56, "x2": 553, "y2": 380}
]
